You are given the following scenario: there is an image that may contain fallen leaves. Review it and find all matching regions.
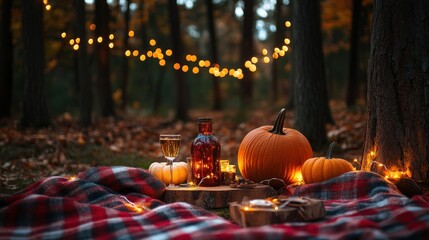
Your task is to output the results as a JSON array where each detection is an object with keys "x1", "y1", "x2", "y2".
[{"x1": 0, "y1": 103, "x2": 366, "y2": 193}]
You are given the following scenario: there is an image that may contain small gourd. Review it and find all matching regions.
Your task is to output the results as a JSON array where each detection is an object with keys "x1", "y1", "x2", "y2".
[
  {"x1": 301, "y1": 141, "x2": 353, "y2": 184},
  {"x1": 148, "y1": 162, "x2": 188, "y2": 185}
]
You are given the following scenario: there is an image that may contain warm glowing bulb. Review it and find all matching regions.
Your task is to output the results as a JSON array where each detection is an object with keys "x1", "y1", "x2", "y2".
[
  {"x1": 378, "y1": 163, "x2": 383, "y2": 167},
  {"x1": 69, "y1": 39, "x2": 75, "y2": 45},
  {"x1": 75, "y1": 38, "x2": 81, "y2": 44},
  {"x1": 204, "y1": 60, "x2": 211, "y2": 67},
  {"x1": 173, "y1": 63, "x2": 180, "y2": 70},
  {"x1": 147, "y1": 51, "x2": 153, "y2": 57},
  {"x1": 43, "y1": 0, "x2": 48, "y2": 4},
  {"x1": 229, "y1": 69, "x2": 235, "y2": 76},
  {"x1": 109, "y1": 43, "x2": 114, "y2": 48},
  {"x1": 89, "y1": 24, "x2": 96, "y2": 31},
  {"x1": 109, "y1": 34, "x2": 114, "y2": 40},
  {"x1": 97, "y1": 37, "x2": 103, "y2": 43},
  {"x1": 61, "y1": 32, "x2": 66, "y2": 38},
  {"x1": 185, "y1": 54, "x2": 192, "y2": 61},
  {"x1": 272, "y1": 53, "x2": 279, "y2": 59},
  {"x1": 274, "y1": 47, "x2": 280, "y2": 53},
  {"x1": 125, "y1": 50, "x2": 131, "y2": 57},
  {"x1": 244, "y1": 61, "x2": 251, "y2": 68},
  {"x1": 198, "y1": 60, "x2": 205, "y2": 67},
  {"x1": 237, "y1": 73, "x2": 244, "y2": 80},
  {"x1": 282, "y1": 45, "x2": 289, "y2": 52},
  {"x1": 149, "y1": 39, "x2": 156, "y2": 46},
  {"x1": 140, "y1": 54, "x2": 146, "y2": 61},
  {"x1": 45, "y1": 5, "x2": 51, "y2": 11},
  {"x1": 251, "y1": 57, "x2": 258, "y2": 64},
  {"x1": 155, "y1": 48, "x2": 162, "y2": 53},
  {"x1": 262, "y1": 48, "x2": 268, "y2": 55},
  {"x1": 279, "y1": 50, "x2": 285, "y2": 57},
  {"x1": 157, "y1": 53, "x2": 164, "y2": 59},
  {"x1": 285, "y1": 21, "x2": 292, "y2": 28},
  {"x1": 132, "y1": 50, "x2": 139, "y2": 57},
  {"x1": 192, "y1": 67, "x2": 199, "y2": 74},
  {"x1": 191, "y1": 55, "x2": 197, "y2": 62},
  {"x1": 165, "y1": 49, "x2": 172, "y2": 56},
  {"x1": 88, "y1": 38, "x2": 94, "y2": 45},
  {"x1": 73, "y1": 44, "x2": 79, "y2": 51},
  {"x1": 159, "y1": 59, "x2": 166, "y2": 66},
  {"x1": 263, "y1": 56, "x2": 270, "y2": 63},
  {"x1": 284, "y1": 38, "x2": 291, "y2": 45},
  {"x1": 128, "y1": 30, "x2": 135, "y2": 37},
  {"x1": 182, "y1": 65, "x2": 189, "y2": 72},
  {"x1": 353, "y1": 159, "x2": 358, "y2": 162},
  {"x1": 249, "y1": 65, "x2": 257, "y2": 72}
]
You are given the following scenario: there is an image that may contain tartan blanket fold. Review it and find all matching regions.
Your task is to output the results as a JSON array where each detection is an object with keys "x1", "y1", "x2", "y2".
[{"x1": 1, "y1": 167, "x2": 429, "y2": 239}]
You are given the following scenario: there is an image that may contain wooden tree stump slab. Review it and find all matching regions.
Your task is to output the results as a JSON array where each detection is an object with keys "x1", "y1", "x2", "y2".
[{"x1": 163, "y1": 185, "x2": 277, "y2": 209}]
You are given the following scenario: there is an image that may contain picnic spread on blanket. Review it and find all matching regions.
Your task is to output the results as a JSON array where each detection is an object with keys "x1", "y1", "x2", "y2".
[
  {"x1": 1, "y1": 167, "x2": 429, "y2": 239},
  {"x1": 2, "y1": 110, "x2": 429, "y2": 239}
]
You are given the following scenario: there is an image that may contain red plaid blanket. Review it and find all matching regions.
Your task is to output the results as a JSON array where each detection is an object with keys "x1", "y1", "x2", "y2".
[{"x1": 1, "y1": 167, "x2": 429, "y2": 239}]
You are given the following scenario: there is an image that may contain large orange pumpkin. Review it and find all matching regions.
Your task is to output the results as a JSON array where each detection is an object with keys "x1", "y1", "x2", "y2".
[
  {"x1": 238, "y1": 108, "x2": 313, "y2": 186},
  {"x1": 301, "y1": 141, "x2": 354, "y2": 184}
]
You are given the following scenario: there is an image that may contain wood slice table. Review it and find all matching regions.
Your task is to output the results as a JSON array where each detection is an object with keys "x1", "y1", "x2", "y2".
[{"x1": 163, "y1": 184, "x2": 277, "y2": 209}]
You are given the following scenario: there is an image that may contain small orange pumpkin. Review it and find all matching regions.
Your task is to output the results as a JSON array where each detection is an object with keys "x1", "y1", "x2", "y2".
[
  {"x1": 238, "y1": 108, "x2": 313, "y2": 186},
  {"x1": 301, "y1": 141, "x2": 353, "y2": 184},
  {"x1": 148, "y1": 161, "x2": 188, "y2": 185}
]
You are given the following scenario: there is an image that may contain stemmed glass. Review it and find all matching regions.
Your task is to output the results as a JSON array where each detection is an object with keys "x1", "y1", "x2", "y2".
[{"x1": 159, "y1": 134, "x2": 181, "y2": 188}]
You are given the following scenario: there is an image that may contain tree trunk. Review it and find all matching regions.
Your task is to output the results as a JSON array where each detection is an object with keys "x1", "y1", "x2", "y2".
[
  {"x1": 95, "y1": 0, "x2": 114, "y2": 117},
  {"x1": 271, "y1": 0, "x2": 283, "y2": 103},
  {"x1": 75, "y1": 0, "x2": 92, "y2": 126},
  {"x1": 292, "y1": 0, "x2": 331, "y2": 150},
  {"x1": 346, "y1": 0, "x2": 362, "y2": 108},
  {"x1": 362, "y1": 0, "x2": 429, "y2": 183},
  {"x1": 206, "y1": 0, "x2": 222, "y2": 111},
  {"x1": 240, "y1": 0, "x2": 254, "y2": 105},
  {"x1": 120, "y1": 0, "x2": 131, "y2": 110},
  {"x1": 20, "y1": 0, "x2": 50, "y2": 128},
  {"x1": 0, "y1": 0, "x2": 13, "y2": 118},
  {"x1": 168, "y1": 0, "x2": 189, "y2": 121}
]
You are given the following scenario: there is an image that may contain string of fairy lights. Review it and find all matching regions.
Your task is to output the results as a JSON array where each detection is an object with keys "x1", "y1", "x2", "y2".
[{"x1": 44, "y1": 1, "x2": 292, "y2": 79}]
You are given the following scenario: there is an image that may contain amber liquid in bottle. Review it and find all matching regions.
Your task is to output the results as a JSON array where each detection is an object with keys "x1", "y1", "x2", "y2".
[{"x1": 191, "y1": 118, "x2": 221, "y2": 186}]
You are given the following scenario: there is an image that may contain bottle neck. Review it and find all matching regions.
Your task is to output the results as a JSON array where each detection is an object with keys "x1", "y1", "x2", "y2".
[{"x1": 198, "y1": 121, "x2": 212, "y2": 135}]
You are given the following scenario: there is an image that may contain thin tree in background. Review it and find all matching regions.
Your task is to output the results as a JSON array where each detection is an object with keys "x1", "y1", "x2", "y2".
[
  {"x1": 271, "y1": 0, "x2": 283, "y2": 103},
  {"x1": 206, "y1": 0, "x2": 221, "y2": 110},
  {"x1": 20, "y1": 0, "x2": 50, "y2": 128},
  {"x1": 95, "y1": 0, "x2": 114, "y2": 117},
  {"x1": 120, "y1": 0, "x2": 131, "y2": 110},
  {"x1": 240, "y1": 0, "x2": 254, "y2": 105},
  {"x1": 75, "y1": 0, "x2": 92, "y2": 126},
  {"x1": 362, "y1": 0, "x2": 429, "y2": 183},
  {"x1": 346, "y1": 0, "x2": 362, "y2": 108},
  {"x1": 168, "y1": 0, "x2": 189, "y2": 121},
  {"x1": 292, "y1": 0, "x2": 332, "y2": 150},
  {"x1": 0, "y1": 0, "x2": 13, "y2": 118}
]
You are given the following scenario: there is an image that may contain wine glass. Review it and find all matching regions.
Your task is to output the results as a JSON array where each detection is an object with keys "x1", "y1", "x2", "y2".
[{"x1": 159, "y1": 134, "x2": 181, "y2": 188}]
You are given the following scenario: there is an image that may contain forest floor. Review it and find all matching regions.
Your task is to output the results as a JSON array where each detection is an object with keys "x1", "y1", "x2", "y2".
[{"x1": 0, "y1": 101, "x2": 367, "y2": 194}]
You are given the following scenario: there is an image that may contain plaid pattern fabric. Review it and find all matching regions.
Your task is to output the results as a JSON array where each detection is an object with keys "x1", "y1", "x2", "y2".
[{"x1": 1, "y1": 167, "x2": 429, "y2": 239}]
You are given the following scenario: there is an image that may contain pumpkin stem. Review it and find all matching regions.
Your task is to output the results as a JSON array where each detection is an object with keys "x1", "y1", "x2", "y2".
[
  {"x1": 268, "y1": 108, "x2": 286, "y2": 135},
  {"x1": 327, "y1": 141, "x2": 337, "y2": 159}
]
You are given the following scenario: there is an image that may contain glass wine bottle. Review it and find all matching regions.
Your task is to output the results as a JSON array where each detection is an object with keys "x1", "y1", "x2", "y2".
[{"x1": 191, "y1": 117, "x2": 221, "y2": 186}]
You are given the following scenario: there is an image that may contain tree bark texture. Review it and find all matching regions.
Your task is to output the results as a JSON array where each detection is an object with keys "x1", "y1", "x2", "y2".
[
  {"x1": 292, "y1": 0, "x2": 330, "y2": 150},
  {"x1": 363, "y1": 0, "x2": 429, "y2": 183},
  {"x1": 206, "y1": 0, "x2": 222, "y2": 111},
  {"x1": 271, "y1": 0, "x2": 283, "y2": 103},
  {"x1": 0, "y1": 0, "x2": 13, "y2": 118},
  {"x1": 168, "y1": 0, "x2": 189, "y2": 121},
  {"x1": 75, "y1": 0, "x2": 92, "y2": 126},
  {"x1": 95, "y1": 0, "x2": 114, "y2": 117},
  {"x1": 20, "y1": 0, "x2": 50, "y2": 128},
  {"x1": 346, "y1": 0, "x2": 362, "y2": 108},
  {"x1": 240, "y1": 0, "x2": 254, "y2": 104},
  {"x1": 120, "y1": 0, "x2": 130, "y2": 110}
]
